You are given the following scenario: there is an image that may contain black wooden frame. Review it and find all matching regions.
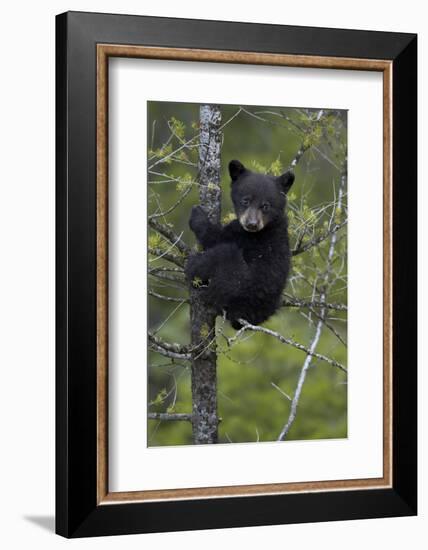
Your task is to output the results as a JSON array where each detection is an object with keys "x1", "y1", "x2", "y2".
[{"x1": 56, "y1": 11, "x2": 417, "y2": 538}]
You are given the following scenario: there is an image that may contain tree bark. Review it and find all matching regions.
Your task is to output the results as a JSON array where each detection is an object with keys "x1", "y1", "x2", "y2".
[{"x1": 190, "y1": 104, "x2": 222, "y2": 444}]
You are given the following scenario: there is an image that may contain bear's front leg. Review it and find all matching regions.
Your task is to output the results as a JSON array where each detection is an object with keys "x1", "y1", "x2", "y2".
[
  {"x1": 185, "y1": 252, "x2": 214, "y2": 288},
  {"x1": 189, "y1": 206, "x2": 222, "y2": 249}
]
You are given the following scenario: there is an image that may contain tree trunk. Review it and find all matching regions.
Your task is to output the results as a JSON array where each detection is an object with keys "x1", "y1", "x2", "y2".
[{"x1": 190, "y1": 104, "x2": 222, "y2": 444}]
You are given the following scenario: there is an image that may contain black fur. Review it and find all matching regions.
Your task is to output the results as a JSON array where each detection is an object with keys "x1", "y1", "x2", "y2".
[{"x1": 185, "y1": 159, "x2": 295, "y2": 329}]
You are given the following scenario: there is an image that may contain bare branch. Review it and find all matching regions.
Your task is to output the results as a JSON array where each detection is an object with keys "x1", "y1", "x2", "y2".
[
  {"x1": 232, "y1": 320, "x2": 346, "y2": 373},
  {"x1": 148, "y1": 134, "x2": 199, "y2": 170},
  {"x1": 308, "y1": 306, "x2": 347, "y2": 347},
  {"x1": 218, "y1": 107, "x2": 242, "y2": 131},
  {"x1": 271, "y1": 382, "x2": 292, "y2": 401},
  {"x1": 278, "y1": 169, "x2": 347, "y2": 441},
  {"x1": 148, "y1": 332, "x2": 192, "y2": 361},
  {"x1": 148, "y1": 217, "x2": 190, "y2": 256},
  {"x1": 149, "y1": 246, "x2": 185, "y2": 268},
  {"x1": 149, "y1": 266, "x2": 183, "y2": 275},
  {"x1": 249, "y1": 111, "x2": 342, "y2": 172},
  {"x1": 242, "y1": 107, "x2": 327, "y2": 172},
  {"x1": 288, "y1": 142, "x2": 311, "y2": 170},
  {"x1": 149, "y1": 270, "x2": 187, "y2": 288},
  {"x1": 148, "y1": 130, "x2": 174, "y2": 162},
  {"x1": 277, "y1": 314, "x2": 326, "y2": 440},
  {"x1": 292, "y1": 219, "x2": 347, "y2": 256},
  {"x1": 240, "y1": 107, "x2": 324, "y2": 175},
  {"x1": 148, "y1": 412, "x2": 192, "y2": 422},
  {"x1": 149, "y1": 289, "x2": 189, "y2": 304},
  {"x1": 281, "y1": 296, "x2": 347, "y2": 311},
  {"x1": 190, "y1": 104, "x2": 222, "y2": 444}
]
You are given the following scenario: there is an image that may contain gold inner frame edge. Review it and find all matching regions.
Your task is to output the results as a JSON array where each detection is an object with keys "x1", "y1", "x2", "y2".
[{"x1": 96, "y1": 44, "x2": 393, "y2": 505}]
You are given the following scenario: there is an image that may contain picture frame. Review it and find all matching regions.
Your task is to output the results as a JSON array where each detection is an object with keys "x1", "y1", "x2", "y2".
[{"x1": 56, "y1": 11, "x2": 417, "y2": 538}]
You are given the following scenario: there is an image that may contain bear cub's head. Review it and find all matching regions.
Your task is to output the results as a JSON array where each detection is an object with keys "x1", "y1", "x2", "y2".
[{"x1": 229, "y1": 159, "x2": 295, "y2": 233}]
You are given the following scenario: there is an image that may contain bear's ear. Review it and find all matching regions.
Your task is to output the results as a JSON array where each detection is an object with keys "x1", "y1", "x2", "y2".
[
  {"x1": 277, "y1": 170, "x2": 295, "y2": 195},
  {"x1": 229, "y1": 159, "x2": 246, "y2": 182}
]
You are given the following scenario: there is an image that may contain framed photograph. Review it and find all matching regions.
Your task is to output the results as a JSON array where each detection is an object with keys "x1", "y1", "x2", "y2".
[{"x1": 56, "y1": 11, "x2": 417, "y2": 538}]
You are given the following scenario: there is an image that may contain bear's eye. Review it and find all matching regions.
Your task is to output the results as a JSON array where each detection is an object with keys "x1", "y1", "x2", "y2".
[
  {"x1": 261, "y1": 203, "x2": 270, "y2": 212},
  {"x1": 241, "y1": 198, "x2": 250, "y2": 207}
]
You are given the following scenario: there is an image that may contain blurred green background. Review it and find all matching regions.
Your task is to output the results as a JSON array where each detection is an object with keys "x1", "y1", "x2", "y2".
[{"x1": 147, "y1": 101, "x2": 347, "y2": 446}]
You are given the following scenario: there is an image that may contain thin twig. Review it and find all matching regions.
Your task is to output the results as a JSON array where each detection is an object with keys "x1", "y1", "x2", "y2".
[
  {"x1": 278, "y1": 169, "x2": 347, "y2": 441},
  {"x1": 271, "y1": 382, "x2": 292, "y2": 401},
  {"x1": 231, "y1": 320, "x2": 346, "y2": 373},
  {"x1": 149, "y1": 290, "x2": 189, "y2": 304},
  {"x1": 281, "y1": 296, "x2": 347, "y2": 311},
  {"x1": 148, "y1": 134, "x2": 199, "y2": 170},
  {"x1": 277, "y1": 314, "x2": 326, "y2": 440},
  {"x1": 149, "y1": 184, "x2": 193, "y2": 220},
  {"x1": 149, "y1": 217, "x2": 190, "y2": 256},
  {"x1": 149, "y1": 245, "x2": 185, "y2": 268}
]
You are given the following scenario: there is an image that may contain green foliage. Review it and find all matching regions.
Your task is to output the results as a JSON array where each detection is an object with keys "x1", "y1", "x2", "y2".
[
  {"x1": 222, "y1": 211, "x2": 237, "y2": 224},
  {"x1": 192, "y1": 276, "x2": 203, "y2": 288},
  {"x1": 149, "y1": 388, "x2": 168, "y2": 407},
  {"x1": 148, "y1": 233, "x2": 163, "y2": 249},
  {"x1": 250, "y1": 155, "x2": 283, "y2": 176},
  {"x1": 148, "y1": 143, "x2": 173, "y2": 163},
  {"x1": 269, "y1": 156, "x2": 283, "y2": 176},
  {"x1": 169, "y1": 116, "x2": 186, "y2": 139},
  {"x1": 176, "y1": 173, "x2": 194, "y2": 192}
]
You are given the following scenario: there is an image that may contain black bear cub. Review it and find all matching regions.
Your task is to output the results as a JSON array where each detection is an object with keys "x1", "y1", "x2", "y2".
[{"x1": 185, "y1": 159, "x2": 295, "y2": 330}]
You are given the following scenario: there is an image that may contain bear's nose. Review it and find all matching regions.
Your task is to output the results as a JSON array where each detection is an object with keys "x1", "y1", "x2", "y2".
[{"x1": 245, "y1": 222, "x2": 258, "y2": 231}]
